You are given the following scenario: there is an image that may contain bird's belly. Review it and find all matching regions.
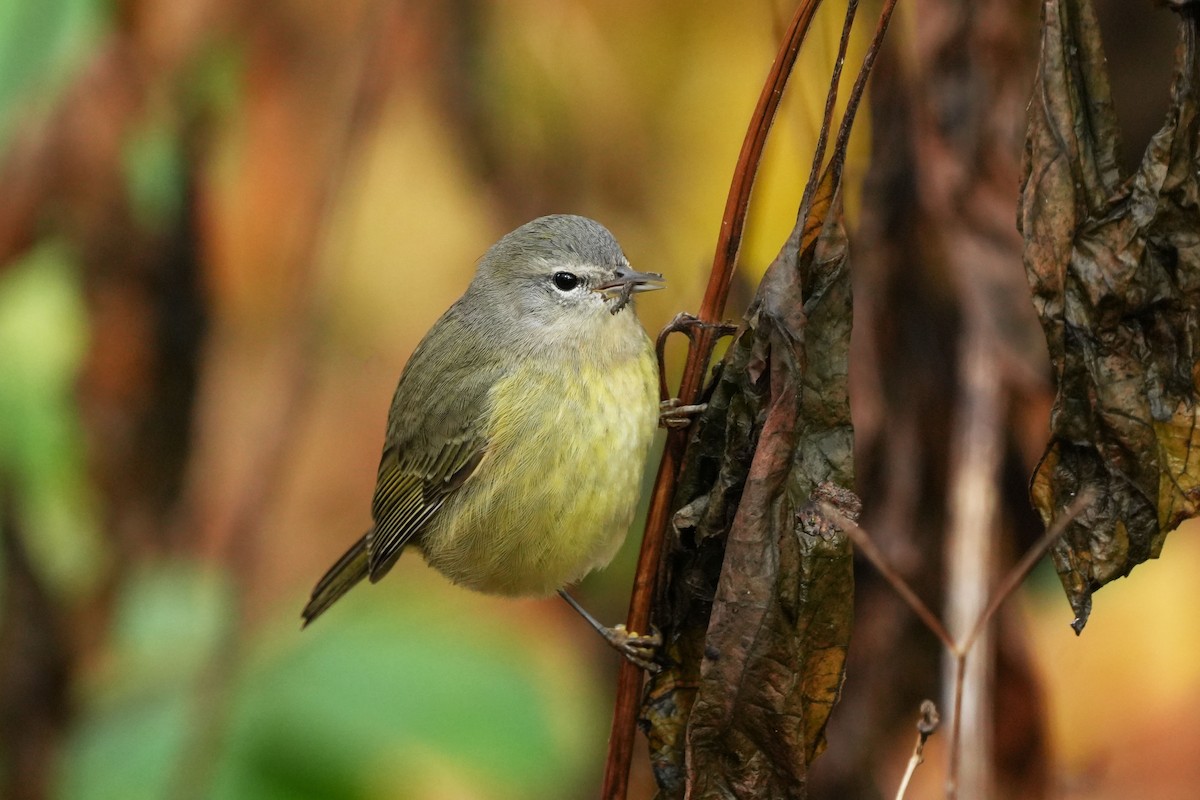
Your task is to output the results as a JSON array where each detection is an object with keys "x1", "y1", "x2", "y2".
[{"x1": 419, "y1": 353, "x2": 657, "y2": 596}]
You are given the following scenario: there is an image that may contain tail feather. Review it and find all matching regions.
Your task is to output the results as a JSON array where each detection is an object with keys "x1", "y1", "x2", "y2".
[{"x1": 302, "y1": 534, "x2": 370, "y2": 627}]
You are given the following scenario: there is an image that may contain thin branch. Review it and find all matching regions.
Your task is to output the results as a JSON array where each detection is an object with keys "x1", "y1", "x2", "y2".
[
  {"x1": 947, "y1": 490, "x2": 1094, "y2": 798},
  {"x1": 947, "y1": 651, "x2": 969, "y2": 800},
  {"x1": 805, "y1": 0, "x2": 899, "y2": 208},
  {"x1": 798, "y1": 0, "x2": 859, "y2": 220},
  {"x1": 827, "y1": 0, "x2": 899, "y2": 184},
  {"x1": 600, "y1": 4, "x2": 828, "y2": 798},
  {"x1": 820, "y1": 505, "x2": 956, "y2": 651},
  {"x1": 826, "y1": 490, "x2": 1097, "y2": 800},
  {"x1": 960, "y1": 488, "x2": 1095, "y2": 656},
  {"x1": 603, "y1": 2, "x2": 903, "y2": 795},
  {"x1": 895, "y1": 700, "x2": 941, "y2": 800}
]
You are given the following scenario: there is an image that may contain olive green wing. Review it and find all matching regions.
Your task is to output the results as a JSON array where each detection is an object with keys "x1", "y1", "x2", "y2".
[
  {"x1": 365, "y1": 296, "x2": 505, "y2": 581},
  {"x1": 364, "y1": 434, "x2": 486, "y2": 581}
]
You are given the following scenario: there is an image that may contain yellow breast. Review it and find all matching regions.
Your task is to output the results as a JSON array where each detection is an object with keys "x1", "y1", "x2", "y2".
[{"x1": 418, "y1": 341, "x2": 659, "y2": 596}]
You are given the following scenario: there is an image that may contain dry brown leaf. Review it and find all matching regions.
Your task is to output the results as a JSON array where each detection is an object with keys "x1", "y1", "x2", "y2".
[
  {"x1": 1019, "y1": 0, "x2": 1200, "y2": 629},
  {"x1": 643, "y1": 170, "x2": 855, "y2": 798}
]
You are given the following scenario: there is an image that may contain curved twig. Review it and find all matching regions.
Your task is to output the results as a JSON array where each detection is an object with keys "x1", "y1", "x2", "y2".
[{"x1": 600, "y1": 2, "x2": 828, "y2": 797}]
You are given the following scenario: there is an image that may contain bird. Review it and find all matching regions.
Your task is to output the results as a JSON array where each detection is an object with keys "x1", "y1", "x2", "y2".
[{"x1": 302, "y1": 214, "x2": 665, "y2": 668}]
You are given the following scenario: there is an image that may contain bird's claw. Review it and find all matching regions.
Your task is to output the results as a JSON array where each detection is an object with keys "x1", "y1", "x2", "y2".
[
  {"x1": 604, "y1": 623, "x2": 663, "y2": 672},
  {"x1": 659, "y1": 398, "x2": 707, "y2": 429}
]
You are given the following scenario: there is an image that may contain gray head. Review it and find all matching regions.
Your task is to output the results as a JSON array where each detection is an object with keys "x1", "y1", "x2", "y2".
[{"x1": 467, "y1": 215, "x2": 664, "y2": 328}]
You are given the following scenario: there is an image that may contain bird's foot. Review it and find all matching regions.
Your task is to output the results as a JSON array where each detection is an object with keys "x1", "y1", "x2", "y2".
[
  {"x1": 602, "y1": 623, "x2": 663, "y2": 672},
  {"x1": 659, "y1": 398, "x2": 707, "y2": 428},
  {"x1": 558, "y1": 589, "x2": 663, "y2": 672}
]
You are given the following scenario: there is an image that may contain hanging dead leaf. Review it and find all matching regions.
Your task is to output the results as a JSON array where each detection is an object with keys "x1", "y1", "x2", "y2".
[
  {"x1": 1019, "y1": 0, "x2": 1200, "y2": 629},
  {"x1": 643, "y1": 169, "x2": 855, "y2": 798}
]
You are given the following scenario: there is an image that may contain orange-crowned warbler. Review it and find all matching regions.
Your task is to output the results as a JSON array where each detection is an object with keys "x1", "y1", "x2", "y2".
[{"x1": 302, "y1": 215, "x2": 665, "y2": 668}]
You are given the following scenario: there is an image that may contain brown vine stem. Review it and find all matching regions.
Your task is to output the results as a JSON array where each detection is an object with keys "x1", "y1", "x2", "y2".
[{"x1": 599, "y1": 3, "x2": 826, "y2": 798}]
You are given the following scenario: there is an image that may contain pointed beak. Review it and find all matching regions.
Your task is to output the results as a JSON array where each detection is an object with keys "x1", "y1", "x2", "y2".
[{"x1": 594, "y1": 267, "x2": 666, "y2": 296}]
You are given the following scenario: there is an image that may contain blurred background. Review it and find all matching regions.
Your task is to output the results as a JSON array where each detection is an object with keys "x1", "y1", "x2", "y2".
[{"x1": 0, "y1": 1, "x2": 1196, "y2": 798}]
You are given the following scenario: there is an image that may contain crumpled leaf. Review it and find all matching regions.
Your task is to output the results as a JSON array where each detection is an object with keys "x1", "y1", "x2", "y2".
[
  {"x1": 642, "y1": 169, "x2": 855, "y2": 799},
  {"x1": 1019, "y1": 0, "x2": 1200, "y2": 630}
]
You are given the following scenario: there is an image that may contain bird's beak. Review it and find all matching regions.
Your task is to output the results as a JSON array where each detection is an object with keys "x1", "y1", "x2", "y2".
[{"x1": 594, "y1": 267, "x2": 666, "y2": 296}]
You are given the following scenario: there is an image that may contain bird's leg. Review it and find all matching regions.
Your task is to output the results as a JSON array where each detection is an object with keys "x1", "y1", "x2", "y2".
[{"x1": 558, "y1": 590, "x2": 661, "y2": 672}]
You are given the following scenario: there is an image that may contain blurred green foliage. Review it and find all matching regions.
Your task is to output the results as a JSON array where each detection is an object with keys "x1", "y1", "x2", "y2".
[
  {"x1": 0, "y1": 0, "x2": 106, "y2": 592},
  {"x1": 0, "y1": 0, "x2": 104, "y2": 149},
  {"x1": 57, "y1": 563, "x2": 602, "y2": 800},
  {"x1": 123, "y1": 116, "x2": 188, "y2": 232},
  {"x1": 0, "y1": 241, "x2": 102, "y2": 596}
]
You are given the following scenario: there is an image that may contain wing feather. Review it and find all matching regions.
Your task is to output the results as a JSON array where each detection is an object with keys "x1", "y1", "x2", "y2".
[
  {"x1": 364, "y1": 299, "x2": 501, "y2": 581},
  {"x1": 365, "y1": 436, "x2": 486, "y2": 580}
]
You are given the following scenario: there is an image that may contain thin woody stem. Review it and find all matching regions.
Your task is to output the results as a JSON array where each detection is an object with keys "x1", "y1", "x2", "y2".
[
  {"x1": 600, "y1": 3, "x2": 829, "y2": 798},
  {"x1": 895, "y1": 700, "x2": 940, "y2": 800},
  {"x1": 602, "y1": 1, "x2": 904, "y2": 795},
  {"x1": 820, "y1": 505, "x2": 957, "y2": 651},
  {"x1": 825, "y1": 489, "x2": 1096, "y2": 800},
  {"x1": 960, "y1": 488, "x2": 1095, "y2": 655}
]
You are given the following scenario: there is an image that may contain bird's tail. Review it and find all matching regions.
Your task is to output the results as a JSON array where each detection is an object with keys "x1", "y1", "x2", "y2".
[{"x1": 302, "y1": 533, "x2": 370, "y2": 627}]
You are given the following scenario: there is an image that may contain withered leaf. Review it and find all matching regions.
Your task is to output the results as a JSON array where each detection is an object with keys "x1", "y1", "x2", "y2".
[
  {"x1": 643, "y1": 170, "x2": 855, "y2": 799},
  {"x1": 1019, "y1": 0, "x2": 1200, "y2": 630}
]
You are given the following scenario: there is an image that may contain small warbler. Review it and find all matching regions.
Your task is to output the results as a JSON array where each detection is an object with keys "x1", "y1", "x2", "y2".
[{"x1": 303, "y1": 215, "x2": 665, "y2": 667}]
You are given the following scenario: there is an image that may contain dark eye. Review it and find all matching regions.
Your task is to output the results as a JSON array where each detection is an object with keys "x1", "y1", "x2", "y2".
[{"x1": 552, "y1": 271, "x2": 579, "y2": 291}]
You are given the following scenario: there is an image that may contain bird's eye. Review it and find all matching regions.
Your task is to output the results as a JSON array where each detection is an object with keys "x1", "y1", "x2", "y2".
[{"x1": 552, "y1": 271, "x2": 580, "y2": 291}]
